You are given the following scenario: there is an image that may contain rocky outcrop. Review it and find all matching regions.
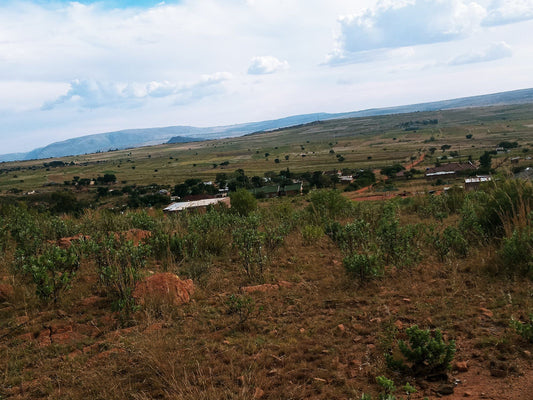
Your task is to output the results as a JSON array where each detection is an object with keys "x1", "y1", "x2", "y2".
[{"x1": 133, "y1": 273, "x2": 194, "y2": 306}]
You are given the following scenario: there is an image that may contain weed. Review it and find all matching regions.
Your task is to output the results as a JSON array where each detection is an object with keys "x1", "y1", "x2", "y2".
[
  {"x1": 226, "y1": 293, "x2": 255, "y2": 326},
  {"x1": 510, "y1": 314, "x2": 533, "y2": 342},
  {"x1": 386, "y1": 325, "x2": 455, "y2": 376}
]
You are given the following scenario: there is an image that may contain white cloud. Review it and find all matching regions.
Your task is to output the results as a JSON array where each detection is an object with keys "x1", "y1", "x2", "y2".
[
  {"x1": 247, "y1": 56, "x2": 289, "y2": 75},
  {"x1": 449, "y1": 41, "x2": 512, "y2": 65},
  {"x1": 483, "y1": 0, "x2": 533, "y2": 26},
  {"x1": 42, "y1": 72, "x2": 232, "y2": 110},
  {"x1": 327, "y1": 0, "x2": 487, "y2": 65}
]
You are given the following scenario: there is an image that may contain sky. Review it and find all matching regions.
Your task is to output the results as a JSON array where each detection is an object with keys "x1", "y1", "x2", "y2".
[{"x1": 1, "y1": 0, "x2": 533, "y2": 154}]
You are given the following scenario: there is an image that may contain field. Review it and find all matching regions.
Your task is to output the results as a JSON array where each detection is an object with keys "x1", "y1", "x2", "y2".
[{"x1": 0, "y1": 104, "x2": 532, "y2": 400}]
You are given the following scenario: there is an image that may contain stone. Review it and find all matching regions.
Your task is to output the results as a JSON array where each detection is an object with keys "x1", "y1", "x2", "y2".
[
  {"x1": 253, "y1": 387, "x2": 265, "y2": 399},
  {"x1": 337, "y1": 324, "x2": 345, "y2": 333},
  {"x1": 242, "y1": 284, "x2": 279, "y2": 293},
  {"x1": 115, "y1": 229, "x2": 151, "y2": 246},
  {"x1": 133, "y1": 273, "x2": 194, "y2": 306},
  {"x1": 394, "y1": 320, "x2": 403, "y2": 330},
  {"x1": 479, "y1": 307, "x2": 493, "y2": 318},
  {"x1": 455, "y1": 361, "x2": 469, "y2": 372},
  {"x1": 0, "y1": 284, "x2": 14, "y2": 302},
  {"x1": 435, "y1": 384, "x2": 455, "y2": 395}
]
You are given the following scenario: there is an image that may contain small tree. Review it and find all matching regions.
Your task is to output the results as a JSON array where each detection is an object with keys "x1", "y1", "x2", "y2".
[
  {"x1": 230, "y1": 188, "x2": 257, "y2": 216},
  {"x1": 19, "y1": 245, "x2": 80, "y2": 304}
]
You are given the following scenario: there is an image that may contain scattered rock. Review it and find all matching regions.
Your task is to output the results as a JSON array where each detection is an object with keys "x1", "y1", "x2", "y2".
[
  {"x1": 55, "y1": 234, "x2": 91, "y2": 249},
  {"x1": 37, "y1": 329, "x2": 51, "y2": 347},
  {"x1": 80, "y1": 296, "x2": 104, "y2": 307},
  {"x1": 242, "y1": 283, "x2": 279, "y2": 293},
  {"x1": 51, "y1": 330, "x2": 87, "y2": 345},
  {"x1": 0, "y1": 283, "x2": 14, "y2": 302},
  {"x1": 133, "y1": 273, "x2": 194, "y2": 306},
  {"x1": 464, "y1": 391, "x2": 472, "y2": 397},
  {"x1": 394, "y1": 320, "x2": 403, "y2": 330},
  {"x1": 337, "y1": 324, "x2": 346, "y2": 333},
  {"x1": 402, "y1": 298, "x2": 411, "y2": 303},
  {"x1": 455, "y1": 361, "x2": 469, "y2": 372},
  {"x1": 144, "y1": 322, "x2": 164, "y2": 334},
  {"x1": 489, "y1": 361, "x2": 508, "y2": 378},
  {"x1": 254, "y1": 387, "x2": 265, "y2": 399},
  {"x1": 479, "y1": 307, "x2": 493, "y2": 318},
  {"x1": 435, "y1": 384, "x2": 455, "y2": 396},
  {"x1": 115, "y1": 229, "x2": 151, "y2": 246}
]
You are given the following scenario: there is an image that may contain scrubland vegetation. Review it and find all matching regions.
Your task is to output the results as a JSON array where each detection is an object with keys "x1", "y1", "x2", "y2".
[
  {"x1": 0, "y1": 176, "x2": 532, "y2": 399},
  {"x1": 0, "y1": 104, "x2": 533, "y2": 399}
]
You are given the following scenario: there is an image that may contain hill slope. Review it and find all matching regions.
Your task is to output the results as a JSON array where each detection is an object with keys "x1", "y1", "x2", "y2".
[{"x1": 2, "y1": 87, "x2": 533, "y2": 162}]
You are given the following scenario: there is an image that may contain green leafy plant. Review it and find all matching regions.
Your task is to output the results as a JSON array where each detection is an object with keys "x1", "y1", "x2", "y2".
[
  {"x1": 92, "y1": 235, "x2": 151, "y2": 320},
  {"x1": 18, "y1": 245, "x2": 80, "y2": 304},
  {"x1": 343, "y1": 253, "x2": 382, "y2": 282},
  {"x1": 386, "y1": 325, "x2": 455, "y2": 376},
  {"x1": 226, "y1": 293, "x2": 255, "y2": 326},
  {"x1": 510, "y1": 314, "x2": 533, "y2": 342}
]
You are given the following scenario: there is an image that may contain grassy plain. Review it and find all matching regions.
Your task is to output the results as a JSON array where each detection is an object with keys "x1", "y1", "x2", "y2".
[{"x1": 1, "y1": 103, "x2": 532, "y2": 194}]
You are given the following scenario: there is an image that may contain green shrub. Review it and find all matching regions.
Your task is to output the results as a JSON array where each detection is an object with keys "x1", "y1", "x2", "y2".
[
  {"x1": 301, "y1": 224, "x2": 324, "y2": 245},
  {"x1": 232, "y1": 219, "x2": 266, "y2": 279},
  {"x1": 510, "y1": 314, "x2": 533, "y2": 342},
  {"x1": 18, "y1": 245, "x2": 80, "y2": 304},
  {"x1": 226, "y1": 293, "x2": 255, "y2": 325},
  {"x1": 230, "y1": 188, "x2": 257, "y2": 216},
  {"x1": 343, "y1": 253, "x2": 382, "y2": 282},
  {"x1": 92, "y1": 235, "x2": 151, "y2": 320},
  {"x1": 307, "y1": 189, "x2": 354, "y2": 223},
  {"x1": 386, "y1": 325, "x2": 455, "y2": 376},
  {"x1": 499, "y1": 227, "x2": 533, "y2": 277}
]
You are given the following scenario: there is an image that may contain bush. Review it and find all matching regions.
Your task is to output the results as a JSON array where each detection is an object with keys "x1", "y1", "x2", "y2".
[
  {"x1": 307, "y1": 189, "x2": 354, "y2": 223},
  {"x1": 510, "y1": 314, "x2": 533, "y2": 342},
  {"x1": 92, "y1": 235, "x2": 151, "y2": 321},
  {"x1": 18, "y1": 245, "x2": 80, "y2": 304},
  {"x1": 499, "y1": 227, "x2": 533, "y2": 277},
  {"x1": 343, "y1": 253, "x2": 382, "y2": 282},
  {"x1": 232, "y1": 218, "x2": 266, "y2": 279},
  {"x1": 386, "y1": 325, "x2": 455, "y2": 376},
  {"x1": 301, "y1": 224, "x2": 324, "y2": 245},
  {"x1": 230, "y1": 188, "x2": 257, "y2": 216}
]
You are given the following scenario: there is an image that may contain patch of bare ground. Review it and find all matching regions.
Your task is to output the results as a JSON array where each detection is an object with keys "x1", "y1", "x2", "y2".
[{"x1": 0, "y1": 231, "x2": 532, "y2": 399}]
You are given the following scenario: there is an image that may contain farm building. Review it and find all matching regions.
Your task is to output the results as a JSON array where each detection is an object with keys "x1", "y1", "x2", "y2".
[
  {"x1": 425, "y1": 162, "x2": 476, "y2": 180},
  {"x1": 163, "y1": 197, "x2": 230, "y2": 213},
  {"x1": 464, "y1": 176, "x2": 492, "y2": 191}
]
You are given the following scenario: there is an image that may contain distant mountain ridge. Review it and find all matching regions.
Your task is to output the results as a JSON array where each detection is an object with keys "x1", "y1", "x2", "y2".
[{"x1": 2, "y1": 87, "x2": 533, "y2": 162}]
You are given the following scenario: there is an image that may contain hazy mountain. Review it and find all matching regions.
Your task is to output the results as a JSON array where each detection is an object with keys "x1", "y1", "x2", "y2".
[{"x1": 2, "y1": 87, "x2": 533, "y2": 162}]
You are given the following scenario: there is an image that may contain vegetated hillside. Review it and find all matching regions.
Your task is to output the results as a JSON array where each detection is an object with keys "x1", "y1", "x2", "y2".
[
  {"x1": 3, "y1": 87, "x2": 533, "y2": 162},
  {"x1": 1, "y1": 101, "x2": 532, "y2": 196},
  {"x1": 0, "y1": 180, "x2": 532, "y2": 399}
]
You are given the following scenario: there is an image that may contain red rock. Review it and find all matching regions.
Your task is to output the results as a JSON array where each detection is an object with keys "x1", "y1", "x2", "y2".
[
  {"x1": 55, "y1": 234, "x2": 91, "y2": 249},
  {"x1": 67, "y1": 349, "x2": 83, "y2": 359},
  {"x1": 0, "y1": 284, "x2": 14, "y2": 301},
  {"x1": 80, "y1": 295, "x2": 104, "y2": 307},
  {"x1": 464, "y1": 391, "x2": 472, "y2": 397},
  {"x1": 337, "y1": 324, "x2": 346, "y2": 333},
  {"x1": 51, "y1": 331, "x2": 86, "y2": 345},
  {"x1": 394, "y1": 320, "x2": 403, "y2": 330},
  {"x1": 254, "y1": 387, "x2": 265, "y2": 399},
  {"x1": 402, "y1": 298, "x2": 411, "y2": 303},
  {"x1": 242, "y1": 284, "x2": 279, "y2": 293},
  {"x1": 133, "y1": 273, "x2": 194, "y2": 306},
  {"x1": 455, "y1": 361, "x2": 469, "y2": 372},
  {"x1": 37, "y1": 329, "x2": 51, "y2": 347},
  {"x1": 479, "y1": 307, "x2": 493, "y2": 318},
  {"x1": 277, "y1": 280, "x2": 295, "y2": 288},
  {"x1": 144, "y1": 322, "x2": 164, "y2": 334},
  {"x1": 115, "y1": 229, "x2": 151, "y2": 246}
]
